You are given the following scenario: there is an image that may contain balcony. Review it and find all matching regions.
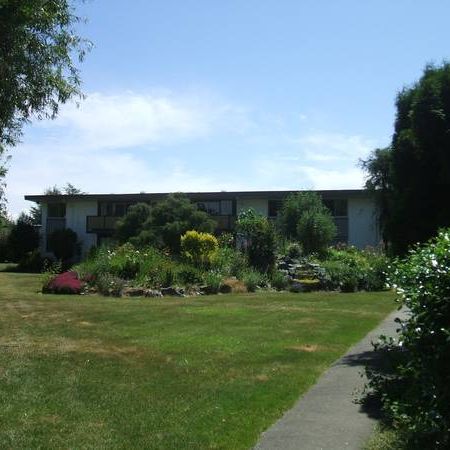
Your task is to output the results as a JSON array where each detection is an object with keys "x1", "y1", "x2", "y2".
[
  {"x1": 86, "y1": 214, "x2": 235, "y2": 234},
  {"x1": 86, "y1": 216, "x2": 120, "y2": 233}
]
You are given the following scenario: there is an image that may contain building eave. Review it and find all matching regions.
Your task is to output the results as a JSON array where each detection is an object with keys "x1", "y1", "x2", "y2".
[{"x1": 24, "y1": 189, "x2": 369, "y2": 204}]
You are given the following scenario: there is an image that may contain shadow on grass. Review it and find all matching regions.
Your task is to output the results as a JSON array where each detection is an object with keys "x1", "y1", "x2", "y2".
[{"x1": 0, "y1": 263, "x2": 19, "y2": 272}]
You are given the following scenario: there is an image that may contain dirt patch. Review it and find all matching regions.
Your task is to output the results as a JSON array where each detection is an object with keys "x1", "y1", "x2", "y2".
[
  {"x1": 247, "y1": 304, "x2": 313, "y2": 313},
  {"x1": 288, "y1": 344, "x2": 319, "y2": 353},
  {"x1": 39, "y1": 415, "x2": 60, "y2": 424},
  {"x1": 255, "y1": 374, "x2": 270, "y2": 382},
  {"x1": 0, "y1": 336, "x2": 147, "y2": 360}
]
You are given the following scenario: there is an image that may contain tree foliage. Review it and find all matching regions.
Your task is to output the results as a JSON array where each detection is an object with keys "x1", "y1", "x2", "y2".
[
  {"x1": 115, "y1": 203, "x2": 151, "y2": 245},
  {"x1": 6, "y1": 212, "x2": 39, "y2": 261},
  {"x1": 360, "y1": 147, "x2": 392, "y2": 246},
  {"x1": 277, "y1": 191, "x2": 336, "y2": 253},
  {"x1": 362, "y1": 63, "x2": 450, "y2": 254},
  {"x1": 47, "y1": 227, "x2": 78, "y2": 262},
  {"x1": 297, "y1": 209, "x2": 337, "y2": 255},
  {"x1": 0, "y1": 0, "x2": 89, "y2": 210},
  {"x1": 116, "y1": 194, "x2": 216, "y2": 254},
  {"x1": 0, "y1": 0, "x2": 89, "y2": 148},
  {"x1": 236, "y1": 208, "x2": 276, "y2": 273},
  {"x1": 367, "y1": 229, "x2": 450, "y2": 447}
]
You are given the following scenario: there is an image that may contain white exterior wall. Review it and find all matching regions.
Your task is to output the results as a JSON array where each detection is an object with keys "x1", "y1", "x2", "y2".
[
  {"x1": 40, "y1": 203, "x2": 48, "y2": 256},
  {"x1": 40, "y1": 200, "x2": 97, "y2": 259},
  {"x1": 236, "y1": 198, "x2": 268, "y2": 216},
  {"x1": 347, "y1": 197, "x2": 380, "y2": 248},
  {"x1": 65, "y1": 200, "x2": 98, "y2": 257}
]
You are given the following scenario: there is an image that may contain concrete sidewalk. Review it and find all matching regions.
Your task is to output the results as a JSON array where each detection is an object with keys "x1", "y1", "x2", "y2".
[{"x1": 254, "y1": 308, "x2": 407, "y2": 450}]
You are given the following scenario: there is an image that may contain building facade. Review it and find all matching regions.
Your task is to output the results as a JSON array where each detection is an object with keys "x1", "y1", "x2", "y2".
[{"x1": 24, "y1": 190, "x2": 380, "y2": 258}]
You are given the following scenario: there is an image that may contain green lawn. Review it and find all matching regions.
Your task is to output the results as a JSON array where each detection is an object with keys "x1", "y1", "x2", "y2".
[{"x1": 0, "y1": 271, "x2": 396, "y2": 449}]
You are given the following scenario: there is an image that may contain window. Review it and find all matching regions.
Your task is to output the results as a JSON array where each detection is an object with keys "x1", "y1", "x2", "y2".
[
  {"x1": 268, "y1": 200, "x2": 283, "y2": 217},
  {"x1": 99, "y1": 202, "x2": 133, "y2": 217},
  {"x1": 196, "y1": 200, "x2": 233, "y2": 216},
  {"x1": 47, "y1": 203, "x2": 66, "y2": 218},
  {"x1": 220, "y1": 200, "x2": 233, "y2": 215},
  {"x1": 323, "y1": 199, "x2": 347, "y2": 217}
]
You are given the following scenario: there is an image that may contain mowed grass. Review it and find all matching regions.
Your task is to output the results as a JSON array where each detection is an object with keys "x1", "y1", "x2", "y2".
[{"x1": 0, "y1": 271, "x2": 396, "y2": 449}]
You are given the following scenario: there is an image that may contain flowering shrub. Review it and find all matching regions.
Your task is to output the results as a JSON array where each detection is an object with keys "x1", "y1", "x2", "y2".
[
  {"x1": 95, "y1": 273, "x2": 125, "y2": 297},
  {"x1": 323, "y1": 246, "x2": 388, "y2": 291},
  {"x1": 366, "y1": 229, "x2": 450, "y2": 448},
  {"x1": 181, "y1": 230, "x2": 218, "y2": 266},
  {"x1": 43, "y1": 271, "x2": 83, "y2": 294}
]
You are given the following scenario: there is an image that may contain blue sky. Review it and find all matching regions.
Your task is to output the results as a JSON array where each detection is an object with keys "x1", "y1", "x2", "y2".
[{"x1": 6, "y1": 0, "x2": 450, "y2": 216}]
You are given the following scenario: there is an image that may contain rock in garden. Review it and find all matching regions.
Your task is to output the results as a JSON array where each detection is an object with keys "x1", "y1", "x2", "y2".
[
  {"x1": 161, "y1": 286, "x2": 185, "y2": 297},
  {"x1": 289, "y1": 280, "x2": 303, "y2": 293},
  {"x1": 122, "y1": 287, "x2": 145, "y2": 297},
  {"x1": 144, "y1": 289, "x2": 163, "y2": 298}
]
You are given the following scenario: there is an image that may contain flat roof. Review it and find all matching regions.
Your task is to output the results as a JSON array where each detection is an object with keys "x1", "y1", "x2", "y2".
[{"x1": 25, "y1": 189, "x2": 368, "y2": 203}]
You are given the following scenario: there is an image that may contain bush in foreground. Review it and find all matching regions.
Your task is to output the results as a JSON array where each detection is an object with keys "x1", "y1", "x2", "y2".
[{"x1": 366, "y1": 229, "x2": 450, "y2": 448}]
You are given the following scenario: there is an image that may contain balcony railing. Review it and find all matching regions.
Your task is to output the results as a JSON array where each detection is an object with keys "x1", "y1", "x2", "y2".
[
  {"x1": 86, "y1": 216, "x2": 120, "y2": 233},
  {"x1": 86, "y1": 214, "x2": 235, "y2": 234}
]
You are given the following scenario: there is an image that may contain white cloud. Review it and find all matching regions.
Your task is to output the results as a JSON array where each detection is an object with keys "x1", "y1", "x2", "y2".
[
  {"x1": 253, "y1": 131, "x2": 373, "y2": 190},
  {"x1": 295, "y1": 132, "x2": 375, "y2": 162},
  {"x1": 5, "y1": 93, "x2": 376, "y2": 218},
  {"x1": 38, "y1": 91, "x2": 250, "y2": 150}
]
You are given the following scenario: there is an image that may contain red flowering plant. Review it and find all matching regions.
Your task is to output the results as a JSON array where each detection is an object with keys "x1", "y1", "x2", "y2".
[{"x1": 43, "y1": 271, "x2": 84, "y2": 295}]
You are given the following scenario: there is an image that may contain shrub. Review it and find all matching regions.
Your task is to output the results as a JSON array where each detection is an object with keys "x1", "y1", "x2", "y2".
[
  {"x1": 107, "y1": 243, "x2": 141, "y2": 279},
  {"x1": 17, "y1": 249, "x2": 44, "y2": 272},
  {"x1": 218, "y1": 232, "x2": 234, "y2": 248},
  {"x1": 286, "y1": 242, "x2": 302, "y2": 259},
  {"x1": 95, "y1": 273, "x2": 125, "y2": 297},
  {"x1": 366, "y1": 229, "x2": 450, "y2": 448},
  {"x1": 277, "y1": 191, "x2": 331, "y2": 241},
  {"x1": 175, "y1": 264, "x2": 203, "y2": 285},
  {"x1": 43, "y1": 271, "x2": 83, "y2": 294},
  {"x1": 321, "y1": 260, "x2": 359, "y2": 292},
  {"x1": 181, "y1": 230, "x2": 218, "y2": 266},
  {"x1": 211, "y1": 246, "x2": 247, "y2": 278},
  {"x1": 0, "y1": 220, "x2": 11, "y2": 262},
  {"x1": 47, "y1": 228, "x2": 78, "y2": 262},
  {"x1": 74, "y1": 244, "x2": 177, "y2": 291},
  {"x1": 364, "y1": 251, "x2": 389, "y2": 291},
  {"x1": 141, "y1": 193, "x2": 216, "y2": 254},
  {"x1": 325, "y1": 246, "x2": 388, "y2": 291},
  {"x1": 220, "y1": 277, "x2": 247, "y2": 294},
  {"x1": 236, "y1": 209, "x2": 276, "y2": 273},
  {"x1": 297, "y1": 209, "x2": 336, "y2": 256},
  {"x1": 270, "y1": 271, "x2": 289, "y2": 290},
  {"x1": 242, "y1": 269, "x2": 265, "y2": 292},
  {"x1": 6, "y1": 213, "x2": 39, "y2": 262},
  {"x1": 202, "y1": 271, "x2": 222, "y2": 294},
  {"x1": 115, "y1": 203, "x2": 151, "y2": 244}
]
